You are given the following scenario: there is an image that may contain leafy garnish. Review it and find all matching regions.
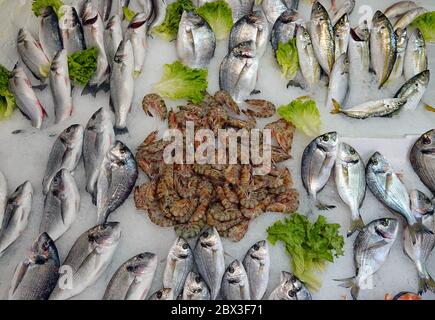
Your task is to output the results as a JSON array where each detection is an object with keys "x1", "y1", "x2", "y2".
[
  {"x1": 276, "y1": 39, "x2": 299, "y2": 80},
  {"x1": 153, "y1": 61, "x2": 208, "y2": 103},
  {"x1": 278, "y1": 96, "x2": 321, "y2": 137},
  {"x1": 153, "y1": 0, "x2": 195, "y2": 41},
  {"x1": 123, "y1": 6, "x2": 137, "y2": 22},
  {"x1": 196, "y1": 0, "x2": 233, "y2": 41},
  {"x1": 67, "y1": 48, "x2": 98, "y2": 86},
  {"x1": 0, "y1": 65, "x2": 16, "y2": 120},
  {"x1": 32, "y1": 0, "x2": 64, "y2": 18},
  {"x1": 267, "y1": 214, "x2": 344, "y2": 291},
  {"x1": 410, "y1": 11, "x2": 435, "y2": 42}
]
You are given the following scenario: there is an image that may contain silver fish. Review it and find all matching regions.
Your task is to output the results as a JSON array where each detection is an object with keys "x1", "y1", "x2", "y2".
[
  {"x1": 91, "y1": 0, "x2": 113, "y2": 21},
  {"x1": 103, "y1": 252, "x2": 158, "y2": 300},
  {"x1": 194, "y1": 227, "x2": 225, "y2": 300},
  {"x1": 243, "y1": 240, "x2": 270, "y2": 300},
  {"x1": 104, "y1": 15, "x2": 123, "y2": 69},
  {"x1": 301, "y1": 132, "x2": 338, "y2": 210},
  {"x1": 394, "y1": 70, "x2": 430, "y2": 111},
  {"x1": 366, "y1": 152, "x2": 432, "y2": 242},
  {"x1": 17, "y1": 28, "x2": 51, "y2": 81},
  {"x1": 0, "y1": 171, "x2": 7, "y2": 226},
  {"x1": 96, "y1": 141, "x2": 138, "y2": 224},
  {"x1": 384, "y1": 1, "x2": 419, "y2": 22},
  {"x1": 39, "y1": 169, "x2": 80, "y2": 241},
  {"x1": 8, "y1": 233, "x2": 59, "y2": 300},
  {"x1": 49, "y1": 50, "x2": 73, "y2": 124},
  {"x1": 334, "y1": 14, "x2": 350, "y2": 58},
  {"x1": 39, "y1": 7, "x2": 63, "y2": 61},
  {"x1": 109, "y1": 40, "x2": 135, "y2": 134},
  {"x1": 182, "y1": 272, "x2": 211, "y2": 300},
  {"x1": 0, "y1": 181, "x2": 33, "y2": 258},
  {"x1": 58, "y1": 5, "x2": 86, "y2": 54},
  {"x1": 394, "y1": 7, "x2": 427, "y2": 31},
  {"x1": 148, "y1": 0, "x2": 167, "y2": 31},
  {"x1": 81, "y1": 2, "x2": 110, "y2": 96},
  {"x1": 229, "y1": 11, "x2": 269, "y2": 58},
  {"x1": 309, "y1": 1, "x2": 335, "y2": 75},
  {"x1": 348, "y1": 28, "x2": 370, "y2": 78},
  {"x1": 49, "y1": 222, "x2": 121, "y2": 300},
  {"x1": 371, "y1": 11, "x2": 397, "y2": 89},
  {"x1": 337, "y1": 218, "x2": 399, "y2": 300},
  {"x1": 225, "y1": 0, "x2": 255, "y2": 22},
  {"x1": 42, "y1": 124, "x2": 84, "y2": 195},
  {"x1": 296, "y1": 25, "x2": 320, "y2": 90},
  {"x1": 268, "y1": 272, "x2": 312, "y2": 300},
  {"x1": 331, "y1": 0, "x2": 355, "y2": 25},
  {"x1": 8, "y1": 66, "x2": 47, "y2": 129},
  {"x1": 177, "y1": 10, "x2": 216, "y2": 68},
  {"x1": 326, "y1": 53, "x2": 349, "y2": 110},
  {"x1": 219, "y1": 41, "x2": 259, "y2": 103},
  {"x1": 410, "y1": 129, "x2": 435, "y2": 195},
  {"x1": 404, "y1": 28, "x2": 427, "y2": 81},
  {"x1": 126, "y1": 13, "x2": 149, "y2": 76},
  {"x1": 332, "y1": 98, "x2": 406, "y2": 119},
  {"x1": 149, "y1": 288, "x2": 174, "y2": 300},
  {"x1": 221, "y1": 259, "x2": 250, "y2": 300},
  {"x1": 411, "y1": 190, "x2": 435, "y2": 218},
  {"x1": 261, "y1": 0, "x2": 296, "y2": 24},
  {"x1": 334, "y1": 143, "x2": 366, "y2": 236},
  {"x1": 163, "y1": 237, "x2": 194, "y2": 299},
  {"x1": 83, "y1": 108, "x2": 115, "y2": 203},
  {"x1": 389, "y1": 28, "x2": 407, "y2": 82},
  {"x1": 271, "y1": 9, "x2": 299, "y2": 53}
]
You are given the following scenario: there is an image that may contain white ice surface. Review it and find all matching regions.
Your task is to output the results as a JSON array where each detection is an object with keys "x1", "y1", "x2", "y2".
[{"x1": 0, "y1": 0, "x2": 434, "y2": 300}]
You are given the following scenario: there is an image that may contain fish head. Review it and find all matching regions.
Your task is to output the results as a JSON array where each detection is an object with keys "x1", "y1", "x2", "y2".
[
  {"x1": 395, "y1": 28, "x2": 408, "y2": 50},
  {"x1": 50, "y1": 50, "x2": 68, "y2": 74},
  {"x1": 114, "y1": 40, "x2": 133, "y2": 64},
  {"x1": 171, "y1": 237, "x2": 192, "y2": 260},
  {"x1": 224, "y1": 260, "x2": 244, "y2": 283},
  {"x1": 353, "y1": 20, "x2": 369, "y2": 41},
  {"x1": 128, "y1": 12, "x2": 149, "y2": 30},
  {"x1": 315, "y1": 132, "x2": 338, "y2": 153},
  {"x1": 81, "y1": 1, "x2": 100, "y2": 26},
  {"x1": 414, "y1": 70, "x2": 431, "y2": 89},
  {"x1": 337, "y1": 143, "x2": 360, "y2": 164},
  {"x1": 126, "y1": 252, "x2": 157, "y2": 277},
  {"x1": 335, "y1": 14, "x2": 350, "y2": 35},
  {"x1": 60, "y1": 124, "x2": 84, "y2": 146},
  {"x1": 181, "y1": 10, "x2": 205, "y2": 29},
  {"x1": 40, "y1": 6, "x2": 56, "y2": 19},
  {"x1": 372, "y1": 11, "x2": 391, "y2": 34},
  {"x1": 17, "y1": 28, "x2": 30, "y2": 44},
  {"x1": 59, "y1": 5, "x2": 80, "y2": 29},
  {"x1": 10, "y1": 181, "x2": 33, "y2": 205},
  {"x1": 30, "y1": 233, "x2": 59, "y2": 265},
  {"x1": 246, "y1": 10, "x2": 266, "y2": 27},
  {"x1": 311, "y1": 1, "x2": 329, "y2": 24},
  {"x1": 247, "y1": 240, "x2": 268, "y2": 262},
  {"x1": 232, "y1": 41, "x2": 257, "y2": 58},
  {"x1": 197, "y1": 227, "x2": 221, "y2": 250},
  {"x1": 367, "y1": 152, "x2": 391, "y2": 175},
  {"x1": 279, "y1": 9, "x2": 299, "y2": 24},
  {"x1": 87, "y1": 108, "x2": 113, "y2": 133},
  {"x1": 410, "y1": 190, "x2": 434, "y2": 217},
  {"x1": 185, "y1": 272, "x2": 205, "y2": 293},
  {"x1": 373, "y1": 218, "x2": 399, "y2": 241},
  {"x1": 412, "y1": 28, "x2": 425, "y2": 48},
  {"x1": 415, "y1": 129, "x2": 435, "y2": 156},
  {"x1": 108, "y1": 141, "x2": 133, "y2": 165},
  {"x1": 88, "y1": 222, "x2": 122, "y2": 249},
  {"x1": 154, "y1": 288, "x2": 173, "y2": 300},
  {"x1": 280, "y1": 272, "x2": 311, "y2": 300},
  {"x1": 296, "y1": 25, "x2": 311, "y2": 45}
]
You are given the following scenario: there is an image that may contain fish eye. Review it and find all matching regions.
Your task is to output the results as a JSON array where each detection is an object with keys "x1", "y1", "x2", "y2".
[
  {"x1": 322, "y1": 135, "x2": 329, "y2": 142},
  {"x1": 127, "y1": 265, "x2": 134, "y2": 272},
  {"x1": 349, "y1": 148, "x2": 356, "y2": 155},
  {"x1": 381, "y1": 220, "x2": 389, "y2": 227},
  {"x1": 202, "y1": 231, "x2": 209, "y2": 238},
  {"x1": 422, "y1": 135, "x2": 432, "y2": 145},
  {"x1": 156, "y1": 291, "x2": 163, "y2": 299},
  {"x1": 195, "y1": 276, "x2": 201, "y2": 283},
  {"x1": 288, "y1": 290, "x2": 296, "y2": 297},
  {"x1": 228, "y1": 266, "x2": 235, "y2": 274},
  {"x1": 372, "y1": 159, "x2": 378, "y2": 166},
  {"x1": 253, "y1": 244, "x2": 260, "y2": 251},
  {"x1": 138, "y1": 254, "x2": 145, "y2": 259},
  {"x1": 182, "y1": 243, "x2": 189, "y2": 250}
]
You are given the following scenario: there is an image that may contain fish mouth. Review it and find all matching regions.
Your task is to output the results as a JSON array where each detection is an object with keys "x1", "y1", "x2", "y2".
[{"x1": 421, "y1": 148, "x2": 435, "y2": 155}]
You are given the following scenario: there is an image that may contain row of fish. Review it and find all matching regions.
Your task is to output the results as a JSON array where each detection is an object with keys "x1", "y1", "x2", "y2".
[{"x1": 301, "y1": 129, "x2": 435, "y2": 298}]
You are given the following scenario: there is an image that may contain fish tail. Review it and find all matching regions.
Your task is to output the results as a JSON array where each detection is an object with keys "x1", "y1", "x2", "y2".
[
  {"x1": 348, "y1": 209, "x2": 365, "y2": 237},
  {"x1": 99, "y1": 79, "x2": 110, "y2": 93},
  {"x1": 410, "y1": 221, "x2": 434, "y2": 244},
  {"x1": 114, "y1": 126, "x2": 129, "y2": 136},
  {"x1": 418, "y1": 272, "x2": 435, "y2": 294},
  {"x1": 335, "y1": 277, "x2": 360, "y2": 300},
  {"x1": 82, "y1": 83, "x2": 99, "y2": 97},
  {"x1": 331, "y1": 99, "x2": 342, "y2": 114}
]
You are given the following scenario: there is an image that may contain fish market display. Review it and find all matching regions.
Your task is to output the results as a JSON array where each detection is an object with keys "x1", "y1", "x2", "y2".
[
  {"x1": 338, "y1": 218, "x2": 399, "y2": 300},
  {"x1": 58, "y1": 5, "x2": 86, "y2": 54},
  {"x1": 182, "y1": 272, "x2": 211, "y2": 300},
  {"x1": 49, "y1": 223, "x2": 121, "y2": 300},
  {"x1": 268, "y1": 272, "x2": 312, "y2": 300},
  {"x1": 126, "y1": 13, "x2": 149, "y2": 77},
  {"x1": 243, "y1": 240, "x2": 270, "y2": 300},
  {"x1": 8, "y1": 233, "x2": 59, "y2": 300},
  {"x1": 411, "y1": 129, "x2": 435, "y2": 195},
  {"x1": 404, "y1": 28, "x2": 428, "y2": 81},
  {"x1": 394, "y1": 70, "x2": 430, "y2": 111},
  {"x1": 38, "y1": 7, "x2": 63, "y2": 61},
  {"x1": 103, "y1": 252, "x2": 158, "y2": 300},
  {"x1": 221, "y1": 260, "x2": 250, "y2": 300}
]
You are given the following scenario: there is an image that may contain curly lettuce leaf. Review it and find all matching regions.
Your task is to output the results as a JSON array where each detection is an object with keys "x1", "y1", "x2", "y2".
[
  {"x1": 153, "y1": 61, "x2": 208, "y2": 103},
  {"x1": 267, "y1": 214, "x2": 344, "y2": 291},
  {"x1": 67, "y1": 47, "x2": 98, "y2": 86},
  {"x1": 123, "y1": 6, "x2": 137, "y2": 22},
  {"x1": 278, "y1": 96, "x2": 321, "y2": 137},
  {"x1": 410, "y1": 11, "x2": 435, "y2": 42},
  {"x1": 0, "y1": 65, "x2": 16, "y2": 120},
  {"x1": 276, "y1": 39, "x2": 299, "y2": 80},
  {"x1": 153, "y1": 0, "x2": 195, "y2": 41},
  {"x1": 196, "y1": 1, "x2": 233, "y2": 41},
  {"x1": 32, "y1": 0, "x2": 64, "y2": 18}
]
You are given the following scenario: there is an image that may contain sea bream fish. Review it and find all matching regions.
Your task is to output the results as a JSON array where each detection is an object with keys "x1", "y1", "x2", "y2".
[
  {"x1": 103, "y1": 252, "x2": 158, "y2": 300},
  {"x1": 39, "y1": 169, "x2": 80, "y2": 241},
  {"x1": 334, "y1": 143, "x2": 366, "y2": 236},
  {"x1": 261, "y1": 0, "x2": 298, "y2": 25},
  {"x1": 125, "y1": 13, "x2": 149, "y2": 77},
  {"x1": 366, "y1": 152, "x2": 433, "y2": 242},
  {"x1": 96, "y1": 141, "x2": 138, "y2": 224},
  {"x1": 404, "y1": 28, "x2": 427, "y2": 81},
  {"x1": 370, "y1": 11, "x2": 397, "y2": 89},
  {"x1": 394, "y1": 70, "x2": 430, "y2": 111},
  {"x1": 225, "y1": 0, "x2": 255, "y2": 22},
  {"x1": 39, "y1": 7, "x2": 63, "y2": 61},
  {"x1": 81, "y1": 1, "x2": 110, "y2": 96},
  {"x1": 296, "y1": 25, "x2": 320, "y2": 90},
  {"x1": 176, "y1": 10, "x2": 216, "y2": 68},
  {"x1": 58, "y1": 5, "x2": 86, "y2": 54},
  {"x1": 49, "y1": 222, "x2": 121, "y2": 300},
  {"x1": 270, "y1": 9, "x2": 299, "y2": 53},
  {"x1": 309, "y1": 1, "x2": 335, "y2": 76},
  {"x1": 83, "y1": 108, "x2": 115, "y2": 203},
  {"x1": 326, "y1": 53, "x2": 349, "y2": 110},
  {"x1": 182, "y1": 272, "x2": 211, "y2": 300},
  {"x1": 148, "y1": 288, "x2": 174, "y2": 300},
  {"x1": 268, "y1": 272, "x2": 312, "y2": 300},
  {"x1": 17, "y1": 28, "x2": 51, "y2": 82},
  {"x1": 8, "y1": 66, "x2": 47, "y2": 129},
  {"x1": 194, "y1": 227, "x2": 225, "y2": 300},
  {"x1": 104, "y1": 15, "x2": 123, "y2": 69},
  {"x1": 410, "y1": 129, "x2": 435, "y2": 195},
  {"x1": 331, "y1": 98, "x2": 407, "y2": 119},
  {"x1": 0, "y1": 181, "x2": 33, "y2": 258},
  {"x1": 389, "y1": 28, "x2": 407, "y2": 82},
  {"x1": 0, "y1": 171, "x2": 7, "y2": 226},
  {"x1": 333, "y1": 14, "x2": 350, "y2": 58},
  {"x1": 221, "y1": 260, "x2": 250, "y2": 300},
  {"x1": 243, "y1": 240, "x2": 270, "y2": 300},
  {"x1": 42, "y1": 124, "x2": 84, "y2": 195},
  {"x1": 109, "y1": 40, "x2": 135, "y2": 135},
  {"x1": 219, "y1": 41, "x2": 259, "y2": 103},
  {"x1": 301, "y1": 132, "x2": 338, "y2": 210},
  {"x1": 49, "y1": 50, "x2": 73, "y2": 124},
  {"x1": 8, "y1": 233, "x2": 59, "y2": 300},
  {"x1": 228, "y1": 11, "x2": 269, "y2": 58},
  {"x1": 337, "y1": 218, "x2": 399, "y2": 300}
]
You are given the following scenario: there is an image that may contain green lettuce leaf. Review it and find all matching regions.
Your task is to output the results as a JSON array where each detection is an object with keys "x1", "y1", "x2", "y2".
[
  {"x1": 278, "y1": 96, "x2": 321, "y2": 137},
  {"x1": 0, "y1": 65, "x2": 16, "y2": 120},
  {"x1": 410, "y1": 11, "x2": 435, "y2": 42},
  {"x1": 67, "y1": 48, "x2": 98, "y2": 86},
  {"x1": 153, "y1": 61, "x2": 208, "y2": 103},
  {"x1": 153, "y1": 0, "x2": 195, "y2": 41},
  {"x1": 196, "y1": 0, "x2": 233, "y2": 41},
  {"x1": 123, "y1": 6, "x2": 137, "y2": 22},
  {"x1": 32, "y1": 0, "x2": 64, "y2": 18},
  {"x1": 267, "y1": 214, "x2": 344, "y2": 291},
  {"x1": 276, "y1": 39, "x2": 299, "y2": 80}
]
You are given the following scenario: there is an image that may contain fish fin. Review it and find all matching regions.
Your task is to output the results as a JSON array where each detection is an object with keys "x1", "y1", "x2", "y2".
[
  {"x1": 385, "y1": 172, "x2": 393, "y2": 193},
  {"x1": 109, "y1": 96, "x2": 115, "y2": 113},
  {"x1": 82, "y1": 83, "x2": 99, "y2": 97},
  {"x1": 418, "y1": 273, "x2": 435, "y2": 294},
  {"x1": 334, "y1": 277, "x2": 359, "y2": 300},
  {"x1": 331, "y1": 99, "x2": 342, "y2": 114},
  {"x1": 287, "y1": 72, "x2": 307, "y2": 90},
  {"x1": 99, "y1": 80, "x2": 110, "y2": 93},
  {"x1": 410, "y1": 221, "x2": 434, "y2": 242},
  {"x1": 316, "y1": 201, "x2": 336, "y2": 211},
  {"x1": 32, "y1": 84, "x2": 47, "y2": 91},
  {"x1": 91, "y1": 192, "x2": 97, "y2": 206},
  {"x1": 347, "y1": 214, "x2": 365, "y2": 237},
  {"x1": 18, "y1": 109, "x2": 31, "y2": 121},
  {"x1": 250, "y1": 89, "x2": 261, "y2": 95},
  {"x1": 114, "y1": 126, "x2": 129, "y2": 135},
  {"x1": 424, "y1": 104, "x2": 435, "y2": 112}
]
